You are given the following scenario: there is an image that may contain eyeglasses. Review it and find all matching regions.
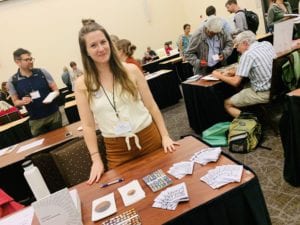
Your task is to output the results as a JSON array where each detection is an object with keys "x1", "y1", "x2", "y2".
[{"x1": 19, "y1": 57, "x2": 35, "y2": 62}]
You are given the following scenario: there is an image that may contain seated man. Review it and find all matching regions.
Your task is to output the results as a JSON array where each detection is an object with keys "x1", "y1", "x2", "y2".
[
  {"x1": 212, "y1": 31, "x2": 276, "y2": 117},
  {"x1": 185, "y1": 16, "x2": 233, "y2": 75}
]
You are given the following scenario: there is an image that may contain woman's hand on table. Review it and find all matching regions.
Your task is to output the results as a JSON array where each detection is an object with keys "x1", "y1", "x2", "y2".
[{"x1": 162, "y1": 135, "x2": 180, "y2": 153}]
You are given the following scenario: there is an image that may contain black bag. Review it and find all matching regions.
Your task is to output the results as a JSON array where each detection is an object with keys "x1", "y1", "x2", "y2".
[
  {"x1": 240, "y1": 9, "x2": 259, "y2": 34},
  {"x1": 279, "y1": 95, "x2": 300, "y2": 186}
]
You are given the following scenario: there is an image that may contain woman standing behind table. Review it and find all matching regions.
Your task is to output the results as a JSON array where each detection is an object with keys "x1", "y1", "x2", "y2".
[
  {"x1": 75, "y1": 20, "x2": 178, "y2": 184},
  {"x1": 267, "y1": 0, "x2": 292, "y2": 32},
  {"x1": 178, "y1": 24, "x2": 192, "y2": 60},
  {"x1": 116, "y1": 39, "x2": 143, "y2": 72}
]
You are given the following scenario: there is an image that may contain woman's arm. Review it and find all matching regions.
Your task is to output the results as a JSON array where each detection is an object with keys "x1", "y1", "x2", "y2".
[
  {"x1": 74, "y1": 76, "x2": 104, "y2": 184},
  {"x1": 125, "y1": 64, "x2": 179, "y2": 152}
]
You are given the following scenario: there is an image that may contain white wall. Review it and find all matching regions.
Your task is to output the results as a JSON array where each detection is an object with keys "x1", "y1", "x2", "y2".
[{"x1": 0, "y1": 0, "x2": 264, "y2": 88}]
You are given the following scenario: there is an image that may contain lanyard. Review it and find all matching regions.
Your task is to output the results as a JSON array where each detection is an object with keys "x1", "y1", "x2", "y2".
[{"x1": 100, "y1": 78, "x2": 119, "y2": 118}]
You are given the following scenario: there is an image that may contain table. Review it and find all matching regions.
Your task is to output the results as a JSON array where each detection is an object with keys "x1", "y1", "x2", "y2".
[
  {"x1": 28, "y1": 136, "x2": 271, "y2": 225},
  {"x1": 0, "y1": 117, "x2": 32, "y2": 149},
  {"x1": 65, "y1": 92, "x2": 75, "y2": 102},
  {"x1": 0, "y1": 122, "x2": 83, "y2": 203},
  {"x1": 182, "y1": 79, "x2": 236, "y2": 134},
  {"x1": 146, "y1": 70, "x2": 182, "y2": 109},
  {"x1": 159, "y1": 57, "x2": 194, "y2": 82},
  {"x1": 142, "y1": 53, "x2": 180, "y2": 73},
  {"x1": 279, "y1": 88, "x2": 300, "y2": 186}
]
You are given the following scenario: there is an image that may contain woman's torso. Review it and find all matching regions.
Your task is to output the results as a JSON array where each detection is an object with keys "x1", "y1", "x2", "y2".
[{"x1": 90, "y1": 83, "x2": 152, "y2": 137}]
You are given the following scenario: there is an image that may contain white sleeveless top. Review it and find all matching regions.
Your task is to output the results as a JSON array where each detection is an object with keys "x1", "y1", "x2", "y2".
[{"x1": 90, "y1": 84, "x2": 152, "y2": 140}]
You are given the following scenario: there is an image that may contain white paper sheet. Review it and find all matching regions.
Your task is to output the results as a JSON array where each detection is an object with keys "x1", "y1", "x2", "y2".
[
  {"x1": 0, "y1": 144, "x2": 18, "y2": 157},
  {"x1": 0, "y1": 207, "x2": 34, "y2": 225},
  {"x1": 201, "y1": 74, "x2": 219, "y2": 81},
  {"x1": 17, "y1": 139, "x2": 44, "y2": 153},
  {"x1": 118, "y1": 180, "x2": 145, "y2": 206},
  {"x1": 273, "y1": 19, "x2": 294, "y2": 54},
  {"x1": 42, "y1": 91, "x2": 59, "y2": 104},
  {"x1": 91, "y1": 193, "x2": 116, "y2": 222},
  {"x1": 32, "y1": 188, "x2": 82, "y2": 225}
]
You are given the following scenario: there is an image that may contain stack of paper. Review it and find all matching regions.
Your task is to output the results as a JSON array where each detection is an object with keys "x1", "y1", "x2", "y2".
[
  {"x1": 190, "y1": 147, "x2": 222, "y2": 165},
  {"x1": 143, "y1": 169, "x2": 172, "y2": 192},
  {"x1": 200, "y1": 165, "x2": 243, "y2": 189},
  {"x1": 118, "y1": 180, "x2": 145, "y2": 206},
  {"x1": 168, "y1": 161, "x2": 194, "y2": 179},
  {"x1": 32, "y1": 188, "x2": 83, "y2": 225},
  {"x1": 42, "y1": 91, "x2": 59, "y2": 104},
  {"x1": 152, "y1": 182, "x2": 189, "y2": 210}
]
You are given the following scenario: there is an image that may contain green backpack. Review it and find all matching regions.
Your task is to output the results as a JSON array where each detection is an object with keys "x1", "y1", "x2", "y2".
[
  {"x1": 282, "y1": 50, "x2": 300, "y2": 91},
  {"x1": 228, "y1": 113, "x2": 261, "y2": 153}
]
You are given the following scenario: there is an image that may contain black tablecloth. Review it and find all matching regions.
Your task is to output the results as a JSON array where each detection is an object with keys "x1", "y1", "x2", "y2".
[
  {"x1": 280, "y1": 94, "x2": 300, "y2": 186},
  {"x1": 147, "y1": 71, "x2": 182, "y2": 109},
  {"x1": 182, "y1": 81, "x2": 236, "y2": 134},
  {"x1": 159, "y1": 61, "x2": 194, "y2": 82},
  {"x1": 165, "y1": 154, "x2": 271, "y2": 225},
  {"x1": 0, "y1": 119, "x2": 32, "y2": 149},
  {"x1": 142, "y1": 54, "x2": 180, "y2": 73},
  {"x1": 65, "y1": 105, "x2": 80, "y2": 124}
]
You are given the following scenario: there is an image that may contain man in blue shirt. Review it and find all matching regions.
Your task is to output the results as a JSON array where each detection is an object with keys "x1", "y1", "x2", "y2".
[{"x1": 8, "y1": 48, "x2": 62, "y2": 136}]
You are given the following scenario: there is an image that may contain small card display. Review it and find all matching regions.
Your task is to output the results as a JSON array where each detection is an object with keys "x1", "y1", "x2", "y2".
[
  {"x1": 143, "y1": 169, "x2": 172, "y2": 192},
  {"x1": 92, "y1": 193, "x2": 117, "y2": 222},
  {"x1": 118, "y1": 180, "x2": 145, "y2": 206},
  {"x1": 102, "y1": 209, "x2": 141, "y2": 225}
]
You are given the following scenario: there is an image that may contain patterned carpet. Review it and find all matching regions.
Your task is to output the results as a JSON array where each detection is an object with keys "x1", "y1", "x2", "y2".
[{"x1": 161, "y1": 99, "x2": 300, "y2": 225}]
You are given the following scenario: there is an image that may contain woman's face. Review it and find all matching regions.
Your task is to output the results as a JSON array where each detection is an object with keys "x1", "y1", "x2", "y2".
[
  {"x1": 184, "y1": 25, "x2": 191, "y2": 34},
  {"x1": 84, "y1": 30, "x2": 111, "y2": 64}
]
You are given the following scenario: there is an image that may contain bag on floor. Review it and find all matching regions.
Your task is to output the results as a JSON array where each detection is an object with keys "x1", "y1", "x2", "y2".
[
  {"x1": 228, "y1": 112, "x2": 261, "y2": 153},
  {"x1": 202, "y1": 122, "x2": 231, "y2": 147}
]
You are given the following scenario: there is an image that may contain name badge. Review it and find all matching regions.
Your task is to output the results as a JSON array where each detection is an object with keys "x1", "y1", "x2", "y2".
[
  {"x1": 30, "y1": 90, "x2": 41, "y2": 99},
  {"x1": 114, "y1": 121, "x2": 132, "y2": 135}
]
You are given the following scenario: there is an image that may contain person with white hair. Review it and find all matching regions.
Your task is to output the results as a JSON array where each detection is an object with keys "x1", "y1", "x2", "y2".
[
  {"x1": 185, "y1": 16, "x2": 233, "y2": 75},
  {"x1": 212, "y1": 31, "x2": 276, "y2": 118}
]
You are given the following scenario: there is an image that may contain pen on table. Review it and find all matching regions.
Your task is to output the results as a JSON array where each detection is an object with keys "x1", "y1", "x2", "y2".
[{"x1": 100, "y1": 178, "x2": 124, "y2": 188}]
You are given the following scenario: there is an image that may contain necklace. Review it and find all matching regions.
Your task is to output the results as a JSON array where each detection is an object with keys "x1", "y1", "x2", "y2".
[{"x1": 100, "y1": 77, "x2": 119, "y2": 119}]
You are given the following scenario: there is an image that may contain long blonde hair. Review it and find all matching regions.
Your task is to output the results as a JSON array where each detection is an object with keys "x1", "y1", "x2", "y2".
[{"x1": 78, "y1": 20, "x2": 138, "y2": 102}]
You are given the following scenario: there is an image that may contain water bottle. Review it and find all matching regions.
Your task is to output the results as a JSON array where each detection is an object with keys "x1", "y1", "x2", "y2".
[{"x1": 22, "y1": 160, "x2": 50, "y2": 200}]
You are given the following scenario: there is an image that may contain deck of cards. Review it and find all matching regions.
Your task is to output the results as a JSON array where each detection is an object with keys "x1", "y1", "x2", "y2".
[
  {"x1": 168, "y1": 161, "x2": 194, "y2": 179},
  {"x1": 152, "y1": 182, "x2": 189, "y2": 210},
  {"x1": 200, "y1": 165, "x2": 243, "y2": 189},
  {"x1": 190, "y1": 147, "x2": 222, "y2": 165},
  {"x1": 143, "y1": 169, "x2": 172, "y2": 192}
]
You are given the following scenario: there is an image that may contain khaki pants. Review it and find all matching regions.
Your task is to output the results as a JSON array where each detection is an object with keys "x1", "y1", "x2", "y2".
[
  {"x1": 29, "y1": 111, "x2": 62, "y2": 137},
  {"x1": 104, "y1": 122, "x2": 162, "y2": 169}
]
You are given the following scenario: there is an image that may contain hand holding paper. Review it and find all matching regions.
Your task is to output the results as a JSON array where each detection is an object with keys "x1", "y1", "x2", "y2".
[{"x1": 42, "y1": 91, "x2": 59, "y2": 104}]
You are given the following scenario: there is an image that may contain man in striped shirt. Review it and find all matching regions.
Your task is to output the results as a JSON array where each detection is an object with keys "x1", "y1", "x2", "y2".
[{"x1": 212, "y1": 31, "x2": 276, "y2": 117}]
